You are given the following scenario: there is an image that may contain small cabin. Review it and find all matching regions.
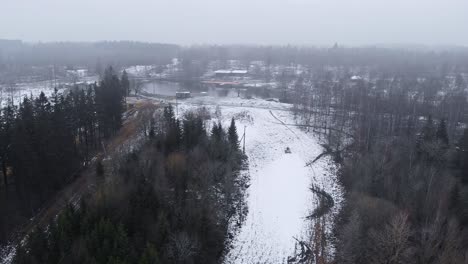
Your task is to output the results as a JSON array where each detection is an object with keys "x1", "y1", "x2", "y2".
[{"x1": 176, "y1": 91, "x2": 191, "y2": 99}]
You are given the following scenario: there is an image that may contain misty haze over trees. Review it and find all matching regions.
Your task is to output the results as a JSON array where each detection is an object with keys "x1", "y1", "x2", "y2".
[{"x1": 1, "y1": 15, "x2": 468, "y2": 264}]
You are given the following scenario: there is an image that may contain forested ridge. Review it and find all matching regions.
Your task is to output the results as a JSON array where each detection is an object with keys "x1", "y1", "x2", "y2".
[
  {"x1": 12, "y1": 104, "x2": 247, "y2": 263},
  {"x1": 0, "y1": 66, "x2": 128, "y2": 244}
]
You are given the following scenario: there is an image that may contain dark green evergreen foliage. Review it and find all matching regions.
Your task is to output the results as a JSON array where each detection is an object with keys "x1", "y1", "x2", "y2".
[
  {"x1": 0, "y1": 103, "x2": 15, "y2": 191},
  {"x1": 211, "y1": 122, "x2": 224, "y2": 141},
  {"x1": 96, "y1": 160, "x2": 104, "y2": 176},
  {"x1": 436, "y1": 118, "x2": 449, "y2": 145},
  {"x1": 163, "y1": 104, "x2": 175, "y2": 122},
  {"x1": 86, "y1": 219, "x2": 129, "y2": 263},
  {"x1": 457, "y1": 129, "x2": 468, "y2": 185},
  {"x1": 458, "y1": 128, "x2": 468, "y2": 151},
  {"x1": 162, "y1": 105, "x2": 181, "y2": 152},
  {"x1": 25, "y1": 227, "x2": 48, "y2": 263},
  {"x1": 228, "y1": 118, "x2": 239, "y2": 151},
  {"x1": 121, "y1": 70, "x2": 131, "y2": 97},
  {"x1": 0, "y1": 67, "x2": 126, "y2": 244},
  {"x1": 13, "y1": 111, "x2": 247, "y2": 264},
  {"x1": 95, "y1": 66, "x2": 125, "y2": 138},
  {"x1": 138, "y1": 244, "x2": 160, "y2": 264},
  {"x1": 182, "y1": 112, "x2": 206, "y2": 149},
  {"x1": 419, "y1": 115, "x2": 435, "y2": 143},
  {"x1": 415, "y1": 115, "x2": 450, "y2": 163},
  {"x1": 208, "y1": 122, "x2": 229, "y2": 161},
  {"x1": 461, "y1": 188, "x2": 468, "y2": 225}
]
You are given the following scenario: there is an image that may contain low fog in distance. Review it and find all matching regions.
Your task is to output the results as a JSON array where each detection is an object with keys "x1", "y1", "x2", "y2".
[{"x1": 1, "y1": 0, "x2": 468, "y2": 46}]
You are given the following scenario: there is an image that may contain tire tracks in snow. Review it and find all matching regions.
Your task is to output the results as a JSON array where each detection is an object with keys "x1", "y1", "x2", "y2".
[
  {"x1": 268, "y1": 110, "x2": 300, "y2": 139},
  {"x1": 269, "y1": 109, "x2": 337, "y2": 264},
  {"x1": 269, "y1": 109, "x2": 335, "y2": 220}
]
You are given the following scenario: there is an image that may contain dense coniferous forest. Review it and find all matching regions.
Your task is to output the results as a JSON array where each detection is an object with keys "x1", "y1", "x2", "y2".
[
  {"x1": 0, "y1": 66, "x2": 127, "y2": 244},
  {"x1": 12, "y1": 104, "x2": 246, "y2": 264}
]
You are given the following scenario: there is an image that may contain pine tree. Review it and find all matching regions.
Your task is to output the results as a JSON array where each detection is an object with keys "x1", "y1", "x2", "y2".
[
  {"x1": 95, "y1": 66, "x2": 125, "y2": 138},
  {"x1": 416, "y1": 115, "x2": 436, "y2": 159},
  {"x1": 459, "y1": 128, "x2": 468, "y2": 151},
  {"x1": 0, "y1": 102, "x2": 15, "y2": 192},
  {"x1": 211, "y1": 122, "x2": 223, "y2": 141},
  {"x1": 121, "y1": 70, "x2": 130, "y2": 97},
  {"x1": 163, "y1": 105, "x2": 182, "y2": 151},
  {"x1": 436, "y1": 118, "x2": 449, "y2": 145},
  {"x1": 163, "y1": 105, "x2": 175, "y2": 124},
  {"x1": 228, "y1": 118, "x2": 239, "y2": 151},
  {"x1": 209, "y1": 122, "x2": 229, "y2": 161},
  {"x1": 13, "y1": 97, "x2": 40, "y2": 213},
  {"x1": 421, "y1": 115, "x2": 435, "y2": 142},
  {"x1": 96, "y1": 159, "x2": 104, "y2": 176},
  {"x1": 13, "y1": 244, "x2": 31, "y2": 264},
  {"x1": 462, "y1": 188, "x2": 468, "y2": 225},
  {"x1": 139, "y1": 243, "x2": 160, "y2": 264},
  {"x1": 26, "y1": 227, "x2": 48, "y2": 263},
  {"x1": 458, "y1": 129, "x2": 468, "y2": 184},
  {"x1": 182, "y1": 113, "x2": 205, "y2": 149}
]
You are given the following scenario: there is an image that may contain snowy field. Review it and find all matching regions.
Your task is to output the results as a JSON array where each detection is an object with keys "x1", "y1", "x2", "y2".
[
  {"x1": 177, "y1": 96, "x2": 343, "y2": 263},
  {"x1": 0, "y1": 80, "x2": 61, "y2": 107},
  {"x1": 0, "y1": 77, "x2": 98, "y2": 108}
]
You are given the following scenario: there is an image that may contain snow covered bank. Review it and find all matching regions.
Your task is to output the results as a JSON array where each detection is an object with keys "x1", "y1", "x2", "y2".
[{"x1": 178, "y1": 96, "x2": 343, "y2": 263}]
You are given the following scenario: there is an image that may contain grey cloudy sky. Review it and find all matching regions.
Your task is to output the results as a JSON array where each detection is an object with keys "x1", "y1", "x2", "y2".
[{"x1": 1, "y1": 0, "x2": 468, "y2": 46}]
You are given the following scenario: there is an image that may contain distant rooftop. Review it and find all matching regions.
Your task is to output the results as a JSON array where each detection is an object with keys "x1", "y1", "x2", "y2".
[
  {"x1": 214, "y1": 69, "x2": 248, "y2": 75},
  {"x1": 231, "y1": 70, "x2": 248, "y2": 74},
  {"x1": 350, "y1": 75, "x2": 363, "y2": 80}
]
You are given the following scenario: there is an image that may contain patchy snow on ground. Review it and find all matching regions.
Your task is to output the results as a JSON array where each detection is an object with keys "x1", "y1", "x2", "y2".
[
  {"x1": 0, "y1": 80, "x2": 62, "y2": 107},
  {"x1": 0, "y1": 244, "x2": 15, "y2": 264},
  {"x1": 0, "y1": 76, "x2": 98, "y2": 107},
  {"x1": 177, "y1": 95, "x2": 343, "y2": 263}
]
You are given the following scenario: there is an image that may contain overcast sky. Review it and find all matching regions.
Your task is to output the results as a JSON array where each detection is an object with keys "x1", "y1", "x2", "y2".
[{"x1": 1, "y1": 0, "x2": 468, "y2": 46}]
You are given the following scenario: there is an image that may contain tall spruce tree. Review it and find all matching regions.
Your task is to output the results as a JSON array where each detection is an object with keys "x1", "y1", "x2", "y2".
[
  {"x1": 211, "y1": 122, "x2": 223, "y2": 141},
  {"x1": 436, "y1": 118, "x2": 449, "y2": 145},
  {"x1": 95, "y1": 66, "x2": 125, "y2": 138},
  {"x1": 182, "y1": 112, "x2": 205, "y2": 149},
  {"x1": 228, "y1": 118, "x2": 239, "y2": 151},
  {"x1": 0, "y1": 102, "x2": 15, "y2": 192},
  {"x1": 421, "y1": 115, "x2": 435, "y2": 142},
  {"x1": 459, "y1": 129, "x2": 468, "y2": 184},
  {"x1": 121, "y1": 70, "x2": 130, "y2": 97}
]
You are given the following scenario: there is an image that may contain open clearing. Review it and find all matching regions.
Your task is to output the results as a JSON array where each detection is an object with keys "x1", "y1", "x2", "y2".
[{"x1": 178, "y1": 96, "x2": 343, "y2": 263}]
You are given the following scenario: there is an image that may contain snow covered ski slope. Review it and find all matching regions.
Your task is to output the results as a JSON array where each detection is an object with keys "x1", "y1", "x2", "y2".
[{"x1": 179, "y1": 97, "x2": 343, "y2": 263}]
